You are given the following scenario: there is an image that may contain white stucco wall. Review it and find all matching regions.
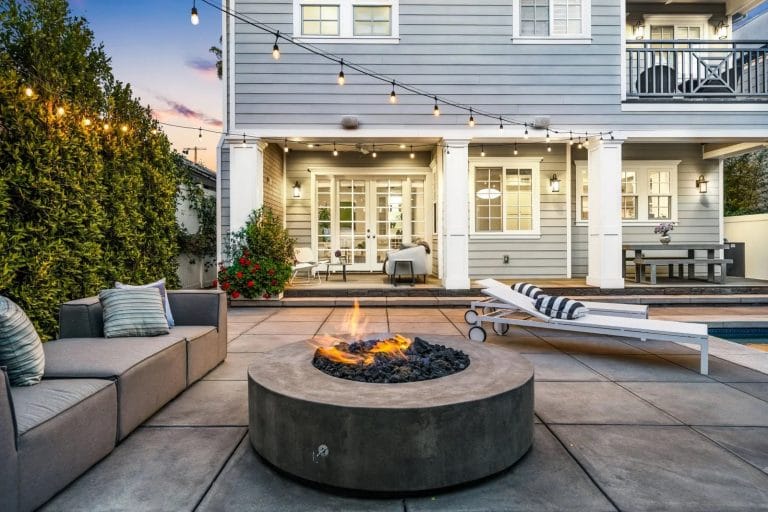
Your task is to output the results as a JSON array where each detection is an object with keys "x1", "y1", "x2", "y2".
[{"x1": 724, "y1": 214, "x2": 768, "y2": 280}]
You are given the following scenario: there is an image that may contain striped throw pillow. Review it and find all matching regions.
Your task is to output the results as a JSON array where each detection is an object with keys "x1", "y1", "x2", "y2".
[
  {"x1": 512, "y1": 282, "x2": 544, "y2": 300},
  {"x1": 100, "y1": 288, "x2": 170, "y2": 338},
  {"x1": 115, "y1": 278, "x2": 175, "y2": 327},
  {"x1": 534, "y1": 295, "x2": 588, "y2": 320},
  {"x1": 0, "y1": 296, "x2": 45, "y2": 386}
]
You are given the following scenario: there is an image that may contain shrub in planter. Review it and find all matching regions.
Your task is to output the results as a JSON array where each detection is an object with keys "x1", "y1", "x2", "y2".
[{"x1": 218, "y1": 207, "x2": 294, "y2": 299}]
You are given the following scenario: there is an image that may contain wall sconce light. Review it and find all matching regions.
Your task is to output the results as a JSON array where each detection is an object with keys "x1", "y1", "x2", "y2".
[
  {"x1": 292, "y1": 181, "x2": 301, "y2": 199},
  {"x1": 716, "y1": 21, "x2": 729, "y2": 40},
  {"x1": 695, "y1": 175, "x2": 708, "y2": 194},
  {"x1": 550, "y1": 174, "x2": 561, "y2": 193}
]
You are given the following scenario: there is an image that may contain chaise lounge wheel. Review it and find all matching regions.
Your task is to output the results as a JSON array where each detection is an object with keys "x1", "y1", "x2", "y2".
[
  {"x1": 468, "y1": 326, "x2": 487, "y2": 342},
  {"x1": 464, "y1": 309, "x2": 478, "y2": 324},
  {"x1": 492, "y1": 322, "x2": 510, "y2": 335}
]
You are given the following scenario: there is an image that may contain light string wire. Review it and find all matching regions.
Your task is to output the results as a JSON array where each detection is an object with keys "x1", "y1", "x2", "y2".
[{"x1": 199, "y1": 0, "x2": 613, "y2": 140}]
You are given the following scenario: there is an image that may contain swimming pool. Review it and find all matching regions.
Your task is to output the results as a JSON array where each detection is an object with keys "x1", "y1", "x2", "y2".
[{"x1": 709, "y1": 327, "x2": 768, "y2": 345}]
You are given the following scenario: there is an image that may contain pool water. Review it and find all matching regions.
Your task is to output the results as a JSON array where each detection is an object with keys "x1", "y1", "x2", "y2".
[{"x1": 709, "y1": 328, "x2": 768, "y2": 346}]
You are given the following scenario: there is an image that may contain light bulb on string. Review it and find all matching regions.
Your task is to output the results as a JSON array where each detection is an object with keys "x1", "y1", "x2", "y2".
[
  {"x1": 103, "y1": 123, "x2": 110, "y2": 131},
  {"x1": 523, "y1": 124, "x2": 529, "y2": 139},
  {"x1": 82, "y1": 118, "x2": 91, "y2": 127},
  {"x1": 545, "y1": 129, "x2": 550, "y2": 144},
  {"x1": 272, "y1": 31, "x2": 281, "y2": 60},
  {"x1": 499, "y1": 117, "x2": 504, "y2": 130},
  {"x1": 333, "y1": 143, "x2": 338, "y2": 157},
  {"x1": 283, "y1": 138, "x2": 289, "y2": 153},
  {"x1": 389, "y1": 81, "x2": 397, "y2": 104},
  {"x1": 242, "y1": 132, "x2": 247, "y2": 144},
  {"x1": 547, "y1": 143, "x2": 552, "y2": 152},
  {"x1": 337, "y1": 59, "x2": 345, "y2": 85},
  {"x1": 23, "y1": 87, "x2": 33, "y2": 97},
  {"x1": 569, "y1": 131, "x2": 574, "y2": 145},
  {"x1": 480, "y1": 145, "x2": 486, "y2": 158},
  {"x1": 120, "y1": 124, "x2": 128, "y2": 133},
  {"x1": 513, "y1": 141, "x2": 519, "y2": 156},
  {"x1": 399, "y1": 144, "x2": 406, "y2": 149},
  {"x1": 307, "y1": 143, "x2": 314, "y2": 148},
  {"x1": 56, "y1": 106, "x2": 65, "y2": 116},
  {"x1": 151, "y1": 128, "x2": 158, "y2": 135},
  {"x1": 198, "y1": 127, "x2": 202, "y2": 138},
  {"x1": 190, "y1": 0, "x2": 199, "y2": 25},
  {"x1": 577, "y1": 138, "x2": 583, "y2": 150},
  {"x1": 410, "y1": 145, "x2": 415, "y2": 159},
  {"x1": 468, "y1": 108, "x2": 475, "y2": 127},
  {"x1": 372, "y1": 144, "x2": 377, "y2": 158},
  {"x1": 433, "y1": 97, "x2": 440, "y2": 117}
]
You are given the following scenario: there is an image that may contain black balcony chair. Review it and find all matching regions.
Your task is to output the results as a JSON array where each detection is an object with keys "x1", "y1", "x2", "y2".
[{"x1": 636, "y1": 64, "x2": 677, "y2": 95}]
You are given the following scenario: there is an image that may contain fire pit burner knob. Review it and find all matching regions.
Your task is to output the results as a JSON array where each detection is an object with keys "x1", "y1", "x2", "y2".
[{"x1": 312, "y1": 444, "x2": 330, "y2": 463}]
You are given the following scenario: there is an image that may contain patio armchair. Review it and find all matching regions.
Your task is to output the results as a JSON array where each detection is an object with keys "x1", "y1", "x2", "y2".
[
  {"x1": 384, "y1": 242, "x2": 432, "y2": 284},
  {"x1": 291, "y1": 247, "x2": 327, "y2": 284}
]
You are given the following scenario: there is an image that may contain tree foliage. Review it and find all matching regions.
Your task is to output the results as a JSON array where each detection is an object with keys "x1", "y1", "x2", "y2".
[
  {"x1": 0, "y1": 0, "x2": 182, "y2": 339},
  {"x1": 724, "y1": 149, "x2": 768, "y2": 217},
  {"x1": 177, "y1": 155, "x2": 217, "y2": 270}
]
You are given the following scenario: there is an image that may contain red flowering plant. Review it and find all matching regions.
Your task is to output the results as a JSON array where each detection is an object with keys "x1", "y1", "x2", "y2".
[{"x1": 217, "y1": 207, "x2": 295, "y2": 299}]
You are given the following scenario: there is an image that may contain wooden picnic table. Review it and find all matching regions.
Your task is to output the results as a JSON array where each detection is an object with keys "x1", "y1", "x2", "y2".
[{"x1": 622, "y1": 243, "x2": 731, "y2": 284}]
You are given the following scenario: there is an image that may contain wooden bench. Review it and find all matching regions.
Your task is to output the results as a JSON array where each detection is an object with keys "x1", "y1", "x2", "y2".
[{"x1": 634, "y1": 257, "x2": 732, "y2": 284}]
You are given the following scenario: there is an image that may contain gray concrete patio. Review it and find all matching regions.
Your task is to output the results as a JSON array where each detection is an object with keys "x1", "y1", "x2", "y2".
[{"x1": 42, "y1": 306, "x2": 768, "y2": 512}]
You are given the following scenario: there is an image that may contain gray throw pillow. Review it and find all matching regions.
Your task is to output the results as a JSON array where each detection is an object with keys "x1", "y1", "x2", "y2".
[
  {"x1": 115, "y1": 278, "x2": 175, "y2": 327},
  {"x1": 0, "y1": 296, "x2": 45, "y2": 386},
  {"x1": 100, "y1": 288, "x2": 170, "y2": 338}
]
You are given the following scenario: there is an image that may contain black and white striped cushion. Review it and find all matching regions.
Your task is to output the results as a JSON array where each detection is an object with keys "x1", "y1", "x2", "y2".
[
  {"x1": 534, "y1": 295, "x2": 588, "y2": 320},
  {"x1": 512, "y1": 282, "x2": 544, "y2": 300}
]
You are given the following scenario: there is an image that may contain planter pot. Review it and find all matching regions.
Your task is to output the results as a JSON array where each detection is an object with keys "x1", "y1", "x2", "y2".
[
  {"x1": 229, "y1": 292, "x2": 284, "y2": 307},
  {"x1": 660, "y1": 234, "x2": 671, "y2": 245}
]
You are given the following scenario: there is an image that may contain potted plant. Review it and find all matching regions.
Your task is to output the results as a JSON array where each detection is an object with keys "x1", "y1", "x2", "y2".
[
  {"x1": 653, "y1": 222, "x2": 675, "y2": 245},
  {"x1": 217, "y1": 207, "x2": 295, "y2": 300}
]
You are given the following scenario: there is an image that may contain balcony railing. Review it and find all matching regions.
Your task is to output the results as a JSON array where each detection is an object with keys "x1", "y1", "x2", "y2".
[{"x1": 625, "y1": 40, "x2": 768, "y2": 101}]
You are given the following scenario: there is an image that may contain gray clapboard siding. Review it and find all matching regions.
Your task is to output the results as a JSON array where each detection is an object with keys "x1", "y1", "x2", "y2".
[
  {"x1": 232, "y1": 0, "x2": 768, "y2": 131},
  {"x1": 220, "y1": 146, "x2": 231, "y2": 247},
  {"x1": 570, "y1": 142, "x2": 721, "y2": 277}
]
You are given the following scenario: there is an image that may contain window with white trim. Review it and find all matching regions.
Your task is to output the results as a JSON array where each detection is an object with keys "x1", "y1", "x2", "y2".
[
  {"x1": 575, "y1": 160, "x2": 680, "y2": 223},
  {"x1": 471, "y1": 158, "x2": 541, "y2": 235},
  {"x1": 294, "y1": 0, "x2": 399, "y2": 41},
  {"x1": 513, "y1": 0, "x2": 591, "y2": 41}
]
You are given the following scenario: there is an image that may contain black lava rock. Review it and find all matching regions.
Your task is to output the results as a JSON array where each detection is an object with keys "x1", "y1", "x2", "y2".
[{"x1": 312, "y1": 337, "x2": 470, "y2": 384}]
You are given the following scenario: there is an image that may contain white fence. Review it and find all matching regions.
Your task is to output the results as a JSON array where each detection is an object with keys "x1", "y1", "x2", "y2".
[{"x1": 724, "y1": 213, "x2": 768, "y2": 280}]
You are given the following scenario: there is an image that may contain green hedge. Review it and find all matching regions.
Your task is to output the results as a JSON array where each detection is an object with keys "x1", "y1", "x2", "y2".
[{"x1": 0, "y1": 0, "x2": 181, "y2": 339}]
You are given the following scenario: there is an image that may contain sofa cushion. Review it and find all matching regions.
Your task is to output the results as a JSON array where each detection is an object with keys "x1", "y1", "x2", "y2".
[
  {"x1": 11, "y1": 378, "x2": 114, "y2": 435},
  {"x1": 173, "y1": 325, "x2": 221, "y2": 383},
  {"x1": 0, "y1": 296, "x2": 45, "y2": 386},
  {"x1": 100, "y1": 288, "x2": 169, "y2": 338},
  {"x1": 12, "y1": 378, "x2": 117, "y2": 511},
  {"x1": 43, "y1": 336, "x2": 187, "y2": 440},
  {"x1": 116, "y1": 278, "x2": 176, "y2": 327}
]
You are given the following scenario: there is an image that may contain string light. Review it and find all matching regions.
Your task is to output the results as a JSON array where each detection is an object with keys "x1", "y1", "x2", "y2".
[
  {"x1": 499, "y1": 116, "x2": 504, "y2": 130},
  {"x1": 569, "y1": 131, "x2": 574, "y2": 145},
  {"x1": 513, "y1": 141, "x2": 519, "y2": 156},
  {"x1": 337, "y1": 59, "x2": 345, "y2": 85},
  {"x1": 333, "y1": 142, "x2": 338, "y2": 156},
  {"x1": 545, "y1": 129, "x2": 550, "y2": 144},
  {"x1": 242, "y1": 132, "x2": 247, "y2": 144},
  {"x1": 272, "y1": 31, "x2": 280, "y2": 60},
  {"x1": 151, "y1": 128, "x2": 158, "y2": 135},
  {"x1": 190, "y1": 0, "x2": 199, "y2": 25},
  {"x1": 103, "y1": 122, "x2": 110, "y2": 131},
  {"x1": 480, "y1": 144, "x2": 485, "y2": 157},
  {"x1": 82, "y1": 118, "x2": 91, "y2": 127},
  {"x1": 468, "y1": 108, "x2": 475, "y2": 127},
  {"x1": 372, "y1": 144, "x2": 377, "y2": 158},
  {"x1": 410, "y1": 145, "x2": 415, "y2": 159},
  {"x1": 307, "y1": 143, "x2": 314, "y2": 148},
  {"x1": 433, "y1": 97, "x2": 440, "y2": 117},
  {"x1": 389, "y1": 81, "x2": 397, "y2": 104},
  {"x1": 56, "y1": 106, "x2": 65, "y2": 116},
  {"x1": 399, "y1": 144, "x2": 406, "y2": 149},
  {"x1": 547, "y1": 142, "x2": 552, "y2": 152},
  {"x1": 577, "y1": 138, "x2": 583, "y2": 149},
  {"x1": 523, "y1": 124, "x2": 529, "y2": 139},
  {"x1": 283, "y1": 138, "x2": 289, "y2": 153},
  {"x1": 23, "y1": 87, "x2": 33, "y2": 97},
  {"x1": 120, "y1": 124, "x2": 128, "y2": 133},
  {"x1": 198, "y1": 127, "x2": 203, "y2": 138}
]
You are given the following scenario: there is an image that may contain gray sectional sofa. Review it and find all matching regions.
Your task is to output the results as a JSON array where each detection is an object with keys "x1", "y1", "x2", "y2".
[{"x1": 0, "y1": 289, "x2": 227, "y2": 512}]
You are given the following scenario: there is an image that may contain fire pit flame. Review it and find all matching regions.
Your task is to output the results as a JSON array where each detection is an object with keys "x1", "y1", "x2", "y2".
[{"x1": 315, "y1": 334, "x2": 412, "y2": 366}]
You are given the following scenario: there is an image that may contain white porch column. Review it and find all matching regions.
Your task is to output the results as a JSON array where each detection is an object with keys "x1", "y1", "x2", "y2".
[
  {"x1": 586, "y1": 139, "x2": 625, "y2": 289},
  {"x1": 441, "y1": 139, "x2": 471, "y2": 289},
  {"x1": 228, "y1": 138, "x2": 265, "y2": 234}
]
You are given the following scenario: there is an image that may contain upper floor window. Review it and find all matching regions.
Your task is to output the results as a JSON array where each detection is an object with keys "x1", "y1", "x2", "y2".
[
  {"x1": 513, "y1": 0, "x2": 591, "y2": 43},
  {"x1": 294, "y1": 0, "x2": 399, "y2": 42}
]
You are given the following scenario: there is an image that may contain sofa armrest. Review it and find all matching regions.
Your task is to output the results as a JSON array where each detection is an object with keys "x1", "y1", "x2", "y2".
[
  {"x1": 0, "y1": 367, "x2": 19, "y2": 511},
  {"x1": 167, "y1": 290, "x2": 226, "y2": 332},
  {"x1": 59, "y1": 297, "x2": 104, "y2": 338}
]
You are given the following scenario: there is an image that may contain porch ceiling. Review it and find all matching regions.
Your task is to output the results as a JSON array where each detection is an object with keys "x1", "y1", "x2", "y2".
[
  {"x1": 629, "y1": 0, "x2": 763, "y2": 15},
  {"x1": 275, "y1": 137, "x2": 441, "y2": 153}
]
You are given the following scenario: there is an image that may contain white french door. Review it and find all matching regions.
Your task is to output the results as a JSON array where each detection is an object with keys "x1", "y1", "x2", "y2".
[{"x1": 313, "y1": 173, "x2": 429, "y2": 272}]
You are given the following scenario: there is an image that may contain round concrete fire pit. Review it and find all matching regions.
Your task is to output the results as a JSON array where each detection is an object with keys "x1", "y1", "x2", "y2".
[{"x1": 247, "y1": 335, "x2": 534, "y2": 493}]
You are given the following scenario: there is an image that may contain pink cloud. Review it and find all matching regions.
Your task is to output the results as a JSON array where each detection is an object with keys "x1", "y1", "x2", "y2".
[{"x1": 153, "y1": 97, "x2": 222, "y2": 128}]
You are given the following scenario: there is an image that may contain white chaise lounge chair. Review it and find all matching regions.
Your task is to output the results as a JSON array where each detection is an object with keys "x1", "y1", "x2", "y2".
[
  {"x1": 467, "y1": 284, "x2": 709, "y2": 375},
  {"x1": 470, "y1": 279, "x2": 648, "y2": 319}
]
